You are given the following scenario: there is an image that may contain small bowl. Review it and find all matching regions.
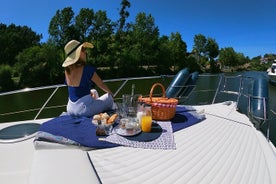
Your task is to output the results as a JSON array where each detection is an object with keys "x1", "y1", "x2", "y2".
[
  {"x1": 119, "y1": 118, "x2": 129, "y2": 129},
  {"x1": 96, "y1": 123, "x2": 113, "y2": 136}
]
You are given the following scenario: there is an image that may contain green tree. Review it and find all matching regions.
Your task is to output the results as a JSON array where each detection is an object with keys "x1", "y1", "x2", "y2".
[
  {"x1": 128, "y1": 12, "x2": 159, "y2": 68},
  {"x1": 205, "y1": 38, "x2": 220, "y2": 73},
  {"x1": 0, "y1": 23, "x2": 41, "y2": 66},
  {"x1": 114, "y1": 0, "x2": 131, "y2": 67},
  {"x1": 48, "y1": 7, "x2": 77, "y2": 48},
  {"x1": 192, "y1": 34, "x2": 209, "y2": 69},
  {"x1": 193, "y1": 34, "x2": 219, "y2": 60},
  {"x1": 193, "y1": 34, "x2": 207, "y2": 57},
  {"x1": 0, "y1": 65, "x2": 15, "y2": 92},
  {"x1": 15, "y1": 45, "x2": 63, "y2": 88},
  {"x1": 117, "y1": 0, "x2": 130, "y2": 33},
  {"x1": 186, "y1": 55, "x2": 202, "y2": 73},
  {"x1": 156, "y1": 36, "x2": 173, "y2": 74},
  {"x1": 168, "y1": 32, "x2": 187, "y2": 71},
  {"x1": 193, "y1": 34, "x2": 219, "y2": 68},
  {"x1": 89, "y1": 10, "x2": 115, "y2": 66},
  {"x1": 206, "y1": 38, "x2": 219, "y2": 60},
  {"x1": 75, "y1": 8, "x2": 94, "y2": 42},
  {"x1": 219, "y1": 47, "x2": 238, "y2": 68}
]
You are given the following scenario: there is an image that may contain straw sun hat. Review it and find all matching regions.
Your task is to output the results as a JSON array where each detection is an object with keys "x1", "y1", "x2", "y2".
[{"x1": 62, "y1": 40, "x2": 94, "y2": 67}]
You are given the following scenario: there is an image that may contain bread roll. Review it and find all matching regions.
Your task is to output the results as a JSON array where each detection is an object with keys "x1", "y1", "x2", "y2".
[
  {"x1": 93, "y1": 114, "x2": 101, "y2": 120},
  {"x1": 101, "y1": 112, "x2": 110, "y2": 119},
  {"x1": 107, "y1": 114, "x2": 118, "y2": 124}
]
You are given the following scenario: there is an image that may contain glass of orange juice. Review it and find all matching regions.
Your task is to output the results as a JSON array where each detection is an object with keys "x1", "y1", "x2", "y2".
[
  {"x1": 141, "y1": 115, "x2": 152, "y2": 132},
  {"x1": 141, "y1": 104, "x2": 152, "y2": 132}
]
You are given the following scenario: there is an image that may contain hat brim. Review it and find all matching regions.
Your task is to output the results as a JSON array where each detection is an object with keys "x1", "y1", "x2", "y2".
[{"x1": 62, "y1": 42, "x2": 94, "y2": 67}]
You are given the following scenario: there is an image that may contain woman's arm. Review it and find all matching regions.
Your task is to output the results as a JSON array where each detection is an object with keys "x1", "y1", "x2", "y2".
[{"x1": 92, "y1": 72, "x2": 113, "y2": 96}]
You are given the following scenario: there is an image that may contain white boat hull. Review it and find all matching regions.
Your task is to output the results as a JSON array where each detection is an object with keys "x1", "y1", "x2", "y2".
[
  {"x1": 268, "y1": 73, "x2": 276, "y2": 85},
  {"x1": 267, "y1": 63, "x2": 276, "y2": 85}
]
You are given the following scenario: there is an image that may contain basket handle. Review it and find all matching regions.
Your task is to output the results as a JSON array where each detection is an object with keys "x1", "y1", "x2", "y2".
[{"x1": 149, "y1": 83, "x2": 166, "y2": 101}]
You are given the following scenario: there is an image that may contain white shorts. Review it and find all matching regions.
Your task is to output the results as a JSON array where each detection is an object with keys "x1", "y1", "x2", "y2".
[{"x1": 66, "y1": 92, "x2": 113, "y2": 117}]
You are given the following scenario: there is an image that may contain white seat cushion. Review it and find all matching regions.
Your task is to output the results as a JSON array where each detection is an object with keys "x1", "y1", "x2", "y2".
[{"x1": 29, "y1": 149, "x2": 100, "y2": 184}]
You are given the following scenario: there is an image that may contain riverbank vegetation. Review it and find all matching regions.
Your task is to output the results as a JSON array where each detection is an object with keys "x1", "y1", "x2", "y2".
[{"x1": 0, "y1": 0, "x2": 275, "y2": 92}]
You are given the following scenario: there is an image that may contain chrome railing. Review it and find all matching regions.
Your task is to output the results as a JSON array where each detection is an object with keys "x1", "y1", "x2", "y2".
[
  {"x1": 0, "y1": 73, "x2": 271, "y2": 128},
  {"x1": 0, "y1": 75, "x2": 173, "y2": 123}
]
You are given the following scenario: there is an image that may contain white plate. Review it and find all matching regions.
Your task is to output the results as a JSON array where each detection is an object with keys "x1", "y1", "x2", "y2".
[{"x1": 113, "y1": 126, "x2": 141, "y2": 136}]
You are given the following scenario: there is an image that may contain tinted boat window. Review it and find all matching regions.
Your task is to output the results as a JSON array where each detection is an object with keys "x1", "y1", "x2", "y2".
[{"x1": 0, "y1": 123, "x2": 40, "y2": 141}]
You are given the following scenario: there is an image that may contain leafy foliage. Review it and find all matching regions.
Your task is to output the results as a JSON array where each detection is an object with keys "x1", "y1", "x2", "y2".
[
  {"x1": 0, "y1": 23, "x2": 41, "y2": 66},
  {"x1": 1, "y1": 0, "x2": 275, "y2": 92},
  {"x1": 219, "y1": 47, "x2": 239, "y2": 67},
  {"x1": 15, "y1": 45, "x2": 63, "y2": 87},
  {"x1": 0, "y1": 65, "x2": 15, "y2": 92},
  {"x1": 48, "y1": 7, "x2": 77, "y2": 48}
]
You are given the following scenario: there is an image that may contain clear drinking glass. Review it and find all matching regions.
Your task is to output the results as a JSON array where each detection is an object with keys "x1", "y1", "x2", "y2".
[
  {"x1": 122, "y1": 94, "x2": 142, "y2": 117},
  {"x1": 141, "y1": 105, "x2": 152, "y2": 132},
  {"x1": 115, "y1": 102, "x2": 128, "y2": 118}
]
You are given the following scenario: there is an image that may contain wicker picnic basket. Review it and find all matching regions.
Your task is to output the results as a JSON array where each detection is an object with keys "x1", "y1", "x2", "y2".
[{"x1": 138, "y1": 83, "x2": 178, "y2": 121}]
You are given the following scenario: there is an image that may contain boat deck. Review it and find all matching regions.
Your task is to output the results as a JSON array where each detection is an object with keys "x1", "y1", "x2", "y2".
[
  {"x1": 88, "y1": 102, "x2": 276, "y2": 184},
  {"x1": 1, "y1": 102, "x2": 275, "y2": 184}
]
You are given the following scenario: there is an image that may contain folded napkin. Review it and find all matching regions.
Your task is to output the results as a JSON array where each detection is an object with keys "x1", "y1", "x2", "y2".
[
  {"x1": 35, "y1": 115, "x2": 119, "y2": 148},
  {"x1": 171, "y1": 105, "x2": 205, "y2": 132}
]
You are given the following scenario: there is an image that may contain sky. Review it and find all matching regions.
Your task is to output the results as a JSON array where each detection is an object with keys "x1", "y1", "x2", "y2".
[{"x1": 1, "y1": 0, "x2": 275, "y2": 59}]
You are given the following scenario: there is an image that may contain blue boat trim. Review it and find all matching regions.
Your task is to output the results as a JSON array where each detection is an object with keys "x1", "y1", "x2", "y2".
[{"x1": 165, "y1": 68, "x2": 199, "y2": 98}]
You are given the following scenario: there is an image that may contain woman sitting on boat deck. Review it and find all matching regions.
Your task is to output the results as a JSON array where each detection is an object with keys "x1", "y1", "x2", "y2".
[{"x1": 62, "y1": 40, "x2": 114, "y2": 117}]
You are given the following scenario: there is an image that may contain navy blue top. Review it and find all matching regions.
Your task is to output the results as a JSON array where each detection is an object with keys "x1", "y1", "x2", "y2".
[{"x1": 65, "y1": 65, "x2": 96, "y2": 102}]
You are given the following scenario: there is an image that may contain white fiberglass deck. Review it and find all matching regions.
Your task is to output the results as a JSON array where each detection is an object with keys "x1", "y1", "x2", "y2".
[
  {"x1": 0, "y1": 119, "x2": 101, "y2": 184},
  {"x1": 0, "y1": 102, "x2": 275, "y2": 184},
  {"x1": 88, "y1": 102, "x2": 276, "y2": 184}
]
